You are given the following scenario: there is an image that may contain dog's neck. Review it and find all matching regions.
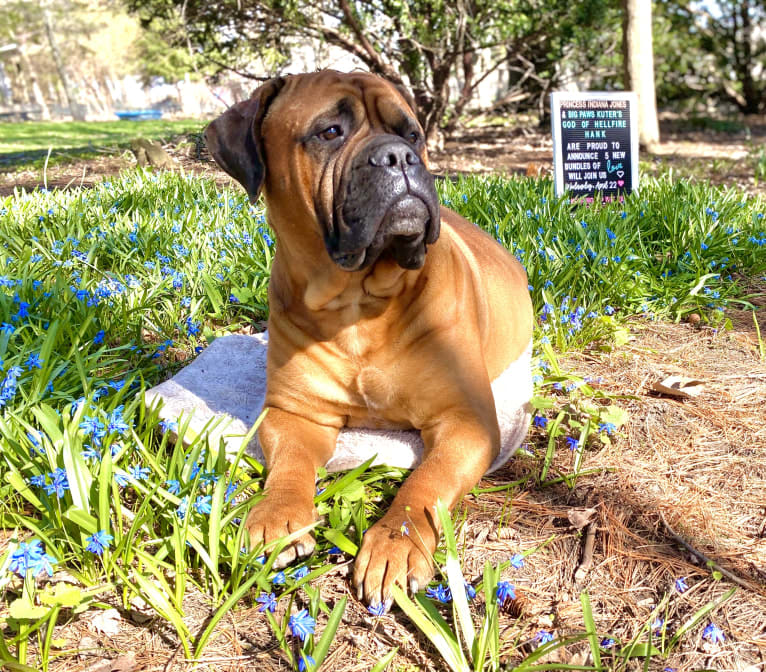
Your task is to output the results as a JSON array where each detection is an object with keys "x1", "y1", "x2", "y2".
[{"x1": 272, "y1": 246, "x2": 424, "y2": 313}]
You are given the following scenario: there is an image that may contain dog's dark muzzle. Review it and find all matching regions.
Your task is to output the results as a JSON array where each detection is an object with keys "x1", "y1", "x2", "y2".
[{"x1": 332, "y1": 136, "x2": 440, "y2": 271}]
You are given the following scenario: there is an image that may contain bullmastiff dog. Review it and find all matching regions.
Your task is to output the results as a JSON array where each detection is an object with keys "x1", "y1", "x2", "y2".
[{"x1": 205, "y1": 70, "x2": 533, "y2": 608}]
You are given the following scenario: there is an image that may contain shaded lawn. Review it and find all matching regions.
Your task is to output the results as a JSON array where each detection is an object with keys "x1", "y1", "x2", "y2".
[{"x1": 0, "y1": 119, "x2": 206, "y2": 168}]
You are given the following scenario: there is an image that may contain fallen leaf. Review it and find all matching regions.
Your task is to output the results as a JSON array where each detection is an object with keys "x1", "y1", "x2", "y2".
[
  {"x1": 111, "y1": 652, "x2": 137, "y2": 672},
  {"x1": 651, "y1": 375, "x2": 705, "y2": 399},
  {"x1": 567, "y1": 507, "x2": 597, "y2": 529},
  {"x1": 91, "y1": 608, "x2": 121, "y2": 636}
]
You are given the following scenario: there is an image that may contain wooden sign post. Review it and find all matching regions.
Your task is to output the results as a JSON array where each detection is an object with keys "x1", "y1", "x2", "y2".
[{"x1": 551, "y1": 91, "x2": 639, "y2": 202}]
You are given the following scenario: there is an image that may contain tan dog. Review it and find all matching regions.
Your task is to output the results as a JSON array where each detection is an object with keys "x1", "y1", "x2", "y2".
[{"x1": 205, "y1": 70, "x2": 533, "y2": 608}]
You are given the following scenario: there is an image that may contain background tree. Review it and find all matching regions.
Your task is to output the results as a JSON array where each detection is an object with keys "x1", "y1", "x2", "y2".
[
  {"x1": 622, "y1": 0, "x2": 660, "y2": 148},
  {"x1": 125, "y1": 0, "x2": 613, "y2": 145}
]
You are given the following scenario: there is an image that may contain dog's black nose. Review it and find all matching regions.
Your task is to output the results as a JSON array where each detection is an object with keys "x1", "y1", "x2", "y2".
[{"x1": 368, "y1": 141, "x2": 420, "y2": 168}]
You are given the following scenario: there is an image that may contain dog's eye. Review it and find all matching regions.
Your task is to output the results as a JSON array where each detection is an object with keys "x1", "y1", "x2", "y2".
[
  {"x1": 407, "y1": 131, "x2": 420, "y2": 144},
  {"x1": 318, "y1": 125, "x2": 343, "y2": 141}
]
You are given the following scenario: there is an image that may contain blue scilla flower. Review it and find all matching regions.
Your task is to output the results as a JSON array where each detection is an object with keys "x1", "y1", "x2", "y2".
[
  {"x1": 107, "y1": 407, "x2": 131, "y2": 436},
  {"x1": 565, "y1": 436, "x2": 579, "y2": 450},
  {"x1": 702, "y1": 622, "x2": 725, "y2": 644},
  {"x1": 535, "y1": 630, "x2": 554, "y2": 645},
  {"x1": 272, "y1": 571, "x2": 287, "y2": 585},
  {"x1": 45, "y1": 468, "x2": 69, "y2": 498},
  {"x1": 288, "y1": 609, "x2": 316, "y2": 642},
  {"x1": 128, "y1": 464, "x2": 151, "y2": 481},
  {"x1": 176, "y1": 496, "x2": 189, "y2": 519},
  {"x1": 166, "y1": 479, "x2": 181, "y2": 495},
  {"x1": 496, "y1": 581, "x2": 516, "y2": 603},
  {"x1": 510, "y1": 553, "x2": 525, "y2": 569},
  {"x1": 599, "y1": 422, "x2": 617, "y2": 435},
  {"x1": 368, "y1": 602, "x2": 387, "y2": 616},
  {"x1": 93, "y1": 330, "x2": 105, "y2": 345},
  {"x1": 9, "y1": 539, "x2": 57, "y2": 577},
  {"x1": 85, "y1": 530, "x2": 114, "y2": 556},
  {"x1": 79, "y1": 415, "x2": 105, "y2": 436},
  {"x1": 604, "y1": 305, "x2": 615, "y2": 315},
  {"x1": 257, "y1": 591, "x2": 277, "y2": 612},
  {"x1": 194, "y1": 495, "x2": 212, "y2": 514},
  {"x1": 674, "y1": 576, "x2": 688, "y2": 593},
  {"x1": 159, "y1": 419, "x2": 178, "y2": 433},
  {"x1": 298, "y1": 654, "x2": 315, "y2": 672},
  {"x1": 426, "y1": 583, "x2": 452, "y2": 603},
  {"x1": 293, "y1": 565, "x2": 310, "y2": 580},
  {"x1": 533, "y1": 415, "x2": 548, "y2": 429}
]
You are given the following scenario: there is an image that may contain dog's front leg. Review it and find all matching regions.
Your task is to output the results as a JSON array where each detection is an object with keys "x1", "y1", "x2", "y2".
[
  {"x1": 353, "y1": 410, "x2": 499, "y2": 607},
  {"x1": 247, "y1": 407, "x2": 338, "y2": 568}
]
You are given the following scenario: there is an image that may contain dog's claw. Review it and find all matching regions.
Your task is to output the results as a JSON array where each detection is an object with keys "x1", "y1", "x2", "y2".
[{"x1": 410, "y1": 578, "x2": 420, "y2": 595}]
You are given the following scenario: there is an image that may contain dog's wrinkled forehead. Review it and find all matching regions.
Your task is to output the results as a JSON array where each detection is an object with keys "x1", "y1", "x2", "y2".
[{"x1": 262, "y1": 71, "x2": 418, "y2": 139}]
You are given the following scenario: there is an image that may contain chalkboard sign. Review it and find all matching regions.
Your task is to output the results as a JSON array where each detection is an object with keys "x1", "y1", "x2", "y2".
[{"x1": 551, "y1": 92, "x2": 638, "y2": 202}]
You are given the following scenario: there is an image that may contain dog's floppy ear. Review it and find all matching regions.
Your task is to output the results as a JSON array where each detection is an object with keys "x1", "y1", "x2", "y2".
[{"x1": 204, "y1": 77, "x2": 286, "y2": 202}]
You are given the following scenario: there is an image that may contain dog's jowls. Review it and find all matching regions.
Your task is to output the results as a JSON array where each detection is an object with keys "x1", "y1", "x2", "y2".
[{"x1": 205, "y1": 70, "x2": 533, "y2": 608}]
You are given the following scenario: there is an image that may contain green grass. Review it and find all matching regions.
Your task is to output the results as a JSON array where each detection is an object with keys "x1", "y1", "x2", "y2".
[
  {"x1": 0, "y1": 119, "x2": 205, "y2": 168},
  {"x1": 0, "y1": 170, "x2": 764, "y2": 668}
]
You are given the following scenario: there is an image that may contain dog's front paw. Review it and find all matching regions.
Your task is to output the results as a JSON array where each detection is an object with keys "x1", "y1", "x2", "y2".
[
  {"x1": 245, "y1": 492, "x2": 317, "y2": 569},
  {"x1": 353, "y1": 508, "x2": 436, "y2": 608}
]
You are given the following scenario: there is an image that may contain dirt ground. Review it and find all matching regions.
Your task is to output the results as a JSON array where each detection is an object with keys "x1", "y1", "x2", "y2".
[
  {"x1": 3, "y1": 120, "x2": 765, "y2": 671},
  {"x1": 2, "y1": 116, "x2": 765, "y2": 196}
]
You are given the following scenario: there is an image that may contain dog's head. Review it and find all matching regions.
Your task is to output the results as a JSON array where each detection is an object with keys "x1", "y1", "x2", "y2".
[{"x1": 205, "y1": 70, "x2": 440, "y2": 271}]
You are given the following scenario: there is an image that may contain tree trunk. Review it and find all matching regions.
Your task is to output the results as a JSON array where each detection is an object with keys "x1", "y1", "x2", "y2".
[
  {"x1": 622, "y1": 0, "x2": 660, "y2": 150},
  {"x1": 13, "y1": 33, "x2": 51, "y2": 119},
  {"x1": 42, "y1": 3, "x2": 83, "y2": 120}
]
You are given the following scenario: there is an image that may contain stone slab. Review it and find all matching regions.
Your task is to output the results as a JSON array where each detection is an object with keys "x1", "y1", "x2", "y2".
[{"x1": 145, "y1": 331, "x2": 532, "y2": 473}]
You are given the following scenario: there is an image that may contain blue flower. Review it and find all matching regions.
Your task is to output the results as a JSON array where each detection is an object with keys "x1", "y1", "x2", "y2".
[
  {"x1": 565, "y1": 436, "x2": 579, "y2": 450},
  {"x1": 176, "y1": 496, "x2": 189, "y2": 519},
  {"x1": 702, "y1": 622, "x2": 725, "y2": 644},
  {"x1": 256, "y1": 591, "x2": 277, "y2": 613},
  {"x1": 600, "y1": 637, "x2": 615, "y2": 649},
  {"x1": 194, "y1": 495, "x2": 212, "y2": 514},
  {"x1": 93, "y1": 330, "x2": 105, "y2": 345},
  {"x1": 510, "y1": 553, "x2": 525, "y2": 569},
  {"x1": 535, "y1": 630, "x2": 554, "y2": 645},
  {"x1": 533, "y1": 415, "x2": 548, "y2": 429},
  {"x1": 9, "y1": 539, "x2": 57, "y2": 577},
  {"x1": 288, "y1": 609, "x2": 316, "y2": 642},
  {"x1": 604, "y1": 305, "x2": 615, "y2": 315},
  {"x1": 297, "y1": 654, "x2": 315, "y2": 672},
  {"x1": 674, "y1": 576, "x2": 688, "y2": 593},
  {"x1": 107, "y1": 407, "x2": 131, "y2": 435},
  {"x1": 495, "y1": 581, "x2": 516, "y2": 603},
  {"x1": 464, "y1": 580, "x2": 477, "y2": 600},
  {"x1": 368, "y1": 602, "x2": 387, "y2": 616},
  {"x1": 29, "y1": 474, "x2": 47, "y2": 488},
  {"x1": 85, "y1": 530, "x2": 114, "y2": 555},
  {"x1": 598, "y1": 422, "x2": 616, "y2": 435},
  {"x1": 128, "y1": 464, "x2": 151, "y2": 481},
  {"x1": 293, "y1": 565, "x2": 310, "y2": 579},
  {"x1": 25, "y1": 352, "x2": 43, "y2": 370},
  {"x1": 159, "y1": 419, "x2": 178, "y2": 433},
  {"x1": 79, "y1": 415, "x2": 105, "y2": 436},
  {"x1": 272, "y1": 571, "x2": 286, "y2": 585},
  {"x1": 45, "y1": 468, "x2": 69, "y2": 498},
  {"x1": 165, "y1": 479, "x2": 181, "y2": 495},
  {"x1": 652, "y1": 618, "x2": 664, "y2": 635},
  {"x1": 426, "y1": 583, "x2": 452, "y2": 603}
]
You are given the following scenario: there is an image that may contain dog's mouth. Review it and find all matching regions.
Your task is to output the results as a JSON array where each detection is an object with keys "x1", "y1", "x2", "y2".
[{"x1": 332, "y1": 194, "x2": 438, "y2": 272}]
